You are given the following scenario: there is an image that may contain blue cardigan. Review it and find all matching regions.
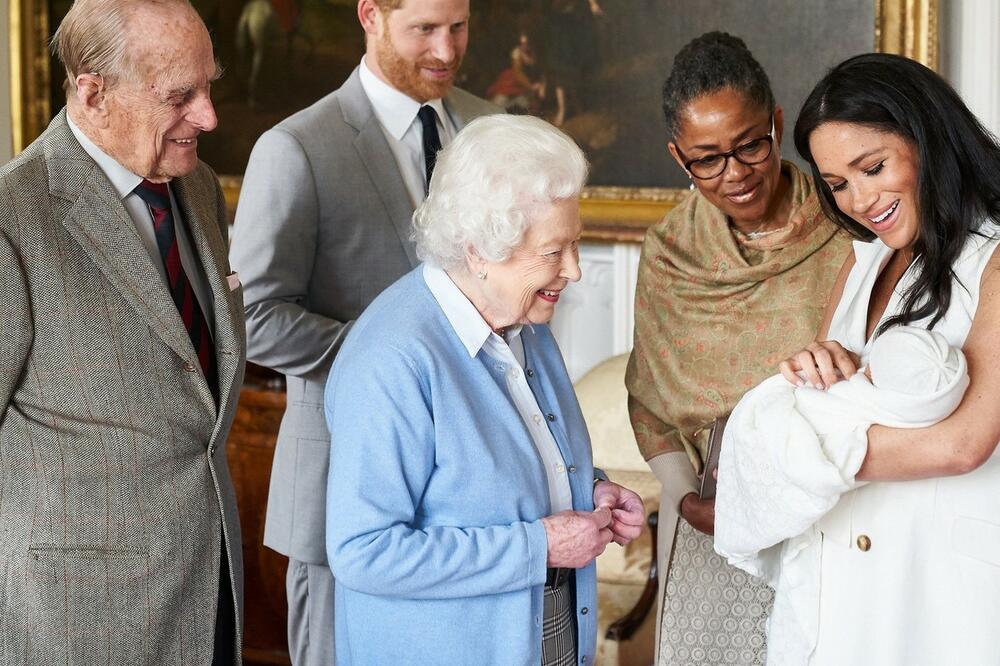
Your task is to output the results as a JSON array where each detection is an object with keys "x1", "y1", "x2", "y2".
[{"x1": 325, "y1": 267, "x2": 598, "y2": 665}]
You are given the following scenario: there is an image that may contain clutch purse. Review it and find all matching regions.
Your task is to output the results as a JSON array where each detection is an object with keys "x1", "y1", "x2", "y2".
[{"x1": 697, "y1": 414, "x2": 729, "y2": 500}]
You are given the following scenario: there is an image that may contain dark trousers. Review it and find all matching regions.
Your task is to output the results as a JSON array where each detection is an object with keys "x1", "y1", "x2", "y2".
[{"x1": 213, "y1": 542, "x2": 236, "y2": 666}]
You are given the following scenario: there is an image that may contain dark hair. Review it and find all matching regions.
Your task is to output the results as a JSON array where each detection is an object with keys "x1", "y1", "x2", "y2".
[
  {"x1": 794, "y1": 53, "x2": 1000, "y2": 335},
  {"x1": 661, "y1": 32, "x2": 775, "y2": 139}
]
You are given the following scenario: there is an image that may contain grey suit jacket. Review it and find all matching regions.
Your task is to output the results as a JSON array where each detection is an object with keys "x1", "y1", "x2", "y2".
[
  {"x1": 230, "y1": 68, "x2": 498, "y2": 563},
  {"x1": 0, "y1": 111, "x2": 247, "y2": 665}
]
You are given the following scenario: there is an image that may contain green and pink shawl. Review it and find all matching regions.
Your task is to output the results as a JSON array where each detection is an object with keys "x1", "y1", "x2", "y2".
[{"x1": 626, "y1": 162, "x2": 853, "y2": 471}]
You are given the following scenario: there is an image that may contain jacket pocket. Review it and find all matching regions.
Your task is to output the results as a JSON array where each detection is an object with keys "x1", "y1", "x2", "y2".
[
  {"x1": 953, "y1": 516, "x2": 1000, "y2": 568},
  {"x1": 25, "y1": 545, "x2": 150, "y2": 664}
]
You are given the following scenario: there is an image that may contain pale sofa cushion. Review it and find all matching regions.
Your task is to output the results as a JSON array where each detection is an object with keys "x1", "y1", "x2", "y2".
[{"x1": 575, "y1": 354, "x2": 650, "y2": 473}]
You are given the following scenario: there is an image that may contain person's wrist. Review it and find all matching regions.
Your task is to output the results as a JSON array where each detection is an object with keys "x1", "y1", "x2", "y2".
[{"x1": 593, "y1": 468, "x2": 609, "y2": 488}]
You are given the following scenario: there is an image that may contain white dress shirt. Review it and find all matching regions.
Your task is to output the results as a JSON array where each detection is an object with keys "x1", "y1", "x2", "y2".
[
  {"x1": 358, "y1": 56, "x2": 456, "y2": 208},
  {"x1": 423, "y1": 263, "x2": 573, "y2": 513},
  {"x1": 67, "y1": 115, "x2": 214, "y2": 336}
]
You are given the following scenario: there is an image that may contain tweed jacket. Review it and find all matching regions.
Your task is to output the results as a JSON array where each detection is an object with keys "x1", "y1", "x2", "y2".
[
  {"x1": 0, "y1": 111, "x2": 247, "y2": 665},
  {"x1": 230, "y1": 67, "x2": 499, "y2": 563}
]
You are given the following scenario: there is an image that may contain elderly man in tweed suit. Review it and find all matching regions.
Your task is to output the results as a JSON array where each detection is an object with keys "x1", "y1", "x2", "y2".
[{"x1": 0, "y1": 0, "x2": 245, "y2": 664}]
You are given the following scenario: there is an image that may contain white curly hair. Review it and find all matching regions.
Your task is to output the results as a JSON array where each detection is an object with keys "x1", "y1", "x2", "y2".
[{"x1": 412, "y1": 114, "x2": 589, "y2": 271}]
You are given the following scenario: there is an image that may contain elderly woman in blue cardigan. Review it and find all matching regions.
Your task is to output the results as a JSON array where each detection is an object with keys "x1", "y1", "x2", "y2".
[{"x1": 324, "y1": 114, "x2": 644, "y2": 665}]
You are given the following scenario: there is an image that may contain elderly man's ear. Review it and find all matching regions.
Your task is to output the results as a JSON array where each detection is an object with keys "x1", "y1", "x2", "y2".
[{"x1": 73, "y1": 72, "x2": 111, "y2": 128}]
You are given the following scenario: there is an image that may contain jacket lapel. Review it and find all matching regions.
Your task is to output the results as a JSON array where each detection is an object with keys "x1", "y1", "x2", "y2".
[
  {"x1": 49, "y1": 132, "x2": 198, "y2": 368},
  {"x1": 340, "y1": 69, "x2": 420, "y2": 268},
  {"x1": 442, "y1": 88, "x2": 476, "y2": 132},
  {"x1": 46, "y1": 112, "x2": 238, "y2": 421},
  {"x1": 171, "y1": 174, "x2": 244, "y2": 422}
]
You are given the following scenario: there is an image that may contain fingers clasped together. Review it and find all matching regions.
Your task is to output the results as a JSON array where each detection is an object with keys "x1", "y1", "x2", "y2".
[
  {"x1": 540, "y1": 481, "x2": 645, "y2": 569},
  {"x1": 592, "y1": 480, "x2": 645, "y2": 546}
]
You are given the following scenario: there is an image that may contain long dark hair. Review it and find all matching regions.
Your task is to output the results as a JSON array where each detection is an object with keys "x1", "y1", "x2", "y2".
[{"x1": 794, "y1": 53, "x2": 1000, "y2": 334}]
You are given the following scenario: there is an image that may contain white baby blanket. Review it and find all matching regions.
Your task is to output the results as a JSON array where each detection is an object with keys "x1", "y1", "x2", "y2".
[{"x1": 713, "y1": 327, "x2": 968, "y2": 664}]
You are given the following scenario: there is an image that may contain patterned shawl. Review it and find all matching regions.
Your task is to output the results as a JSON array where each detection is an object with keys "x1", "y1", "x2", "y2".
[{"x1": 625, "y1": 162, "x2": 853, "y2": 471}]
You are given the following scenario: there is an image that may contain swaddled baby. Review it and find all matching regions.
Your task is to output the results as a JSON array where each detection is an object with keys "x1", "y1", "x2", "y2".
[{"x1": 712, "y1": 326, "x2": 968, "y2": 664}]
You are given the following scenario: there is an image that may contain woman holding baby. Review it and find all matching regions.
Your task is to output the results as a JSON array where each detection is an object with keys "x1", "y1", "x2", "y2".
[{"x1": 754, "y1": 53, "x2": 1000, "y2": 664}]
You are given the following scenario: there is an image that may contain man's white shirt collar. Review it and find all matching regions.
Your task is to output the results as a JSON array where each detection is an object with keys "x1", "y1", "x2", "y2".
[
  {"x1": 359, "y1": 56, "x2": 448, "y2": 140},
  {"x1": 423, "y1": 263, "x2": 523, "y2": 358},
  {"x1": 66, "y1": 114, "x2": 142, "y2": 200}
]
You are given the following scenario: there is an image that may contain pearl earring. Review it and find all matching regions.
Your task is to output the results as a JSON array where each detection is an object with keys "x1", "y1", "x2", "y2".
[{"x1": 477, "y1": 270, "x2": 487, "y2": 280}]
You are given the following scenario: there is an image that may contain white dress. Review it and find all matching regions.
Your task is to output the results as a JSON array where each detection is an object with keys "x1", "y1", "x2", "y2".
[{"x1": 805, "y1": 229, "x2": 1000, "y2": 666}]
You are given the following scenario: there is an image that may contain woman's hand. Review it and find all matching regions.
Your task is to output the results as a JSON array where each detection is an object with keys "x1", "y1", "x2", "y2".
[
  {"x1": 541, "y1": 508, "x2": 614, "y2": 568},
  {"x1": 680, "y1": 492, "x2": 715, "y2": 535},
  {"x1": 778, "y1": 340, "x2": 860, "y2": 389},
  {"x1": 592, "y1": 480, "x2": 645, "y2": 545}
]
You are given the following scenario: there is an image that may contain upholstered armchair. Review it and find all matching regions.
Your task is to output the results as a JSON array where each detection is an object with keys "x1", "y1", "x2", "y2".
[{"x1": 575, "y1": 354, "x2": 661, "y2": 666}]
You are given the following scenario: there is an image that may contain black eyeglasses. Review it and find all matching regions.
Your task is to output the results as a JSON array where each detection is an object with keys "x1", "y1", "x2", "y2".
[{"x1": 677, "y1": 117, "x2": 776, "y2": 180}]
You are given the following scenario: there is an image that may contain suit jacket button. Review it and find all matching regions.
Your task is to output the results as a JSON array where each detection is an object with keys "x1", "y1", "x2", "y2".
[
  {"x1": 182, "y1": 361, "x2": 196, "y2": 372},
  {"x1": 856, "y1": 535, "x2": 872, "y2": 552}
]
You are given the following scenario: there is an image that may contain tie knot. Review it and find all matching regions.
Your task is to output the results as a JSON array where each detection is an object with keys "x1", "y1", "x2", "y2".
[
  {"x1": 418, "y1": 105, "x2": 438, "y2": 130},
  {"x1": 134, "y1": 179, "x2": 171, "y2": 211}
]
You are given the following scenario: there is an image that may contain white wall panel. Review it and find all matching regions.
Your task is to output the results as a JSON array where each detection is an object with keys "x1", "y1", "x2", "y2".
[
  {"x1": 550, "y1": 242, "x2": 641, "y2": 382},
  {"x1": 944, "y1": 0, "x2": 1000, "y2": 135}
]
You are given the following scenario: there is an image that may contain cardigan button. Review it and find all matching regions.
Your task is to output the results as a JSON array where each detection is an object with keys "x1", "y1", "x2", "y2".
[
  {"x1": 526, "y1": 368, "x2": 535, "y2": 377},
  {"x1": 580, "y1": 607, "x2": 589, "y2": 615},
  {"x1": 856, "y1": 535, "x2": 872, "y2": 552},
  {"x1": 546, "y1": 413, "x2": 556, "y2": 422},
  {"x1": 568, "y1": 465, "x2": 577, "y2": 473}
]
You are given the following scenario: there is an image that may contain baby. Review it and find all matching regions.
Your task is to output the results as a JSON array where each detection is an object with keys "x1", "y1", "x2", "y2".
[{"x1": 712, "y1": 326, "x2": 968, "y2": 663}]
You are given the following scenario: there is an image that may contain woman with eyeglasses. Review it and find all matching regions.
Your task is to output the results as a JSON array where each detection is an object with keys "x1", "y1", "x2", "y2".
[{"x1": 624, "y1": 32, "x2": 852, "y2": 664}]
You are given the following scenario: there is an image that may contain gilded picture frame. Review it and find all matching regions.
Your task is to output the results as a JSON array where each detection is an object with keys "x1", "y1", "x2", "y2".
[{"x1": 9, "y1": 0, "x2": 937, "y2": 242}]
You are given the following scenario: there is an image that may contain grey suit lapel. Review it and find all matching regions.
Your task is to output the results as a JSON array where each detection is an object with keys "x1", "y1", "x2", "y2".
[
  {"x1": 46, "y1": 114, "x2": 222, "y2": 415},
  {"x1": 340, "y1": 70, "x2": 419, "y2": 268},
  {"x1": 172, "y1": 175, "x2": 243, "y2": 420},
  {"x1": 443, "y1": 89, "x2": 476, "y2": 131},
  {"x1": 50, "y1": 144, "x2": 198, "y2": 370}
]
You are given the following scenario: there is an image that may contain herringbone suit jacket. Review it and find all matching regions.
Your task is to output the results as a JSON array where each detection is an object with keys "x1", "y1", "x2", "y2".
[{"x1": 0, "y1": 111, "x2": 247, "y2": 665}]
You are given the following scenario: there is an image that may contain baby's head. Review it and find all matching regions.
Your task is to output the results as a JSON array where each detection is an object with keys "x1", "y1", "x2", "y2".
[{"x1": 866, "y1": 327, "x2": 963, "y2": 394}]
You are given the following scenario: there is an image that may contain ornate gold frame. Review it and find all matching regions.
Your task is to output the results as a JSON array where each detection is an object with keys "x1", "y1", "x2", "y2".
[{"x1": 9, "y1": 0, "x2": 938, "y2": 242}]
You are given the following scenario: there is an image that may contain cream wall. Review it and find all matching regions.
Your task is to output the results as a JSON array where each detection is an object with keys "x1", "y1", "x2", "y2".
[{"x1": 1, "y1": 0, "x2": 12, "y2": 164}]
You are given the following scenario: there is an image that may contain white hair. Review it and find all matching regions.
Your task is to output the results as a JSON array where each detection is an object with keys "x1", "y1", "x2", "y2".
[
  {"x1": 412, "y1": 114, "x2": 589, "y2": 271},
  {"x1": 51, "y1": 0, "x2": 196, "y2": 94}
]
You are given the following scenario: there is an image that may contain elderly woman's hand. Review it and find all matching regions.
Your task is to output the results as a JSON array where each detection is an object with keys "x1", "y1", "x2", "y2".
[
  {"x1": 778, "y1": 340, "x2": 860, "y2": 390},
  {"x1": 593, "y1": 481, "x2": 645, "y2": 546},
  {"x1": 541, "y1": 508, "x2": 615, "y2": 568}
]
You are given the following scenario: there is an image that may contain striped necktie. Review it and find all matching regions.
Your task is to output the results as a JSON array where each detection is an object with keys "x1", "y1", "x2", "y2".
[{"x1": 133, "y1": 179, "x2": 218, "y2": 401}]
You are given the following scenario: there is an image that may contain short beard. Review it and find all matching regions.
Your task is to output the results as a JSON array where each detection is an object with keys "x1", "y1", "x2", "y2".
[{"x1": 376, "y1": 29, "x2": 460, "y2": 102}]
